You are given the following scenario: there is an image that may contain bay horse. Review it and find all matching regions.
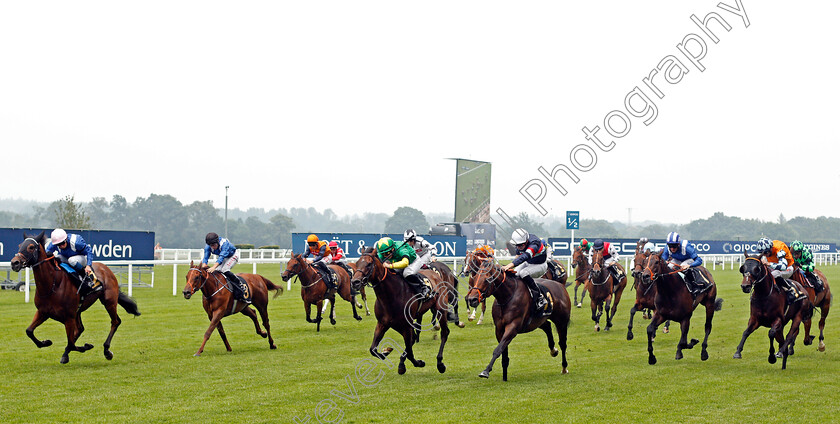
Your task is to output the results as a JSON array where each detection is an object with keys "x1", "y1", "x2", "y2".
[
  {"x1": 790, "y1": 264, "x2": 831, "y2": 351},
  {"x1": 733, "y1": 254, "x2": 813, "y2": 369},
  {"x1": 427, "y1": 260, "x2": 465, "y2": 329},
  {"x1": 183, "y1": 261, "x2": 282, "y2": 356},
  {"x1": 319, "y1": 262, "x2": 371, "y2": 318},
  {"x1": 351, "y1": 248, "x2": 454, "y2": 375},
  {"x1": 281, "y1": 253, "x2": 364, "y2": 332},
  {"x1": 10, "y1": 232, "x2": 141, "y2": 364},
  {"x1": 461, "y1": 249, "x2": 489, "y2": 324},
  {"x1": 465, "y1": 259, "x2": 570, "y2": 381},
  {"x1": 627, "y1": 246, "x2": 669, "y2": 340},
  {"x1": 642, "y1": 252, "x2": 723, "y2": 365},
  {"x1": 571, "y1": 246, "x2": 590, "y2": 308},
  {"x1": 587, "y1": 249, "x2": 627, "y2": 332},
  {"x1": 543, "y1": 257, "x2": 569, "y2": 287}
]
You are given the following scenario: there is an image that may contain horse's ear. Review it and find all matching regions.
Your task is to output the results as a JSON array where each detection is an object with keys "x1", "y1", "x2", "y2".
[
  {"x1": 190, "y1": 260, "x2": 194, "y2": 267},
  {"x1": 35, "y1": 231, "x2": 46, "y2": 245},
  {"x1": 739, "y1": 264, "x2": 744, "y2": 273},
  {"x1": 744, "y1": 251, "x2": 749, "y2": 258}
]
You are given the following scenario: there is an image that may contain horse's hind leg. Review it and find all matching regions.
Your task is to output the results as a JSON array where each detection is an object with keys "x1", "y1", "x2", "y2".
[
  {"x1": 101, "y1": 301, "x2": 122, "y2": 360},
  {"x1": 216, "y1": 321, "x2": 233, "y2": 351},
  {"x1": 554, "y1": 317, "x2": 569, "y2": 374},
  {"x1": 255, "y1": 304, "x2": 276, "y2": 349},
  {"x1": 436, "y1": 315, "x2": 450, "y2": 373},
  {"x1": 501, "y1": 347, "x2": 509, "y2": 382},
  {"x1": 241, "y1": 307, "x2": 266, "y2": 338},
  {"x1": 26, "y1": 310, "x2": 52, "y2": 348},
  {"x1": 60, "y1": 318, "x2": 92, "y2": 364},
  {"x1": 818, "y1": 304, "x2": 829, "y2": 351},
  {"x1": 540, "y1": 322, "x2": 558, "y2": 356},
  {"x1": 329, "y1": 295, "x2": 337, "y2": 325},
  {"x1": 700, "y1": 299, "x2": 716, "y2": 361},
  {"x1": 361, "y1": 287, "x2": 371, "y2": 316}
]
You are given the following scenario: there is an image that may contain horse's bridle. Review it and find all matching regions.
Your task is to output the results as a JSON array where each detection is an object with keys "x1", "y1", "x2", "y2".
[
  {"x1": 185, "y1": 267, "x2": 226, "y2": 298},
  {"x1": 742, "y1": 257, "x2": 771, "y2": 296},
  {"x1": 353, "y1": 253, "x2": 386, "y2": 289},
  {"x1": 466, "y1": 260, "x2": 506, "y2": 303},
  {"x1": 13, "y1": 238, "x2": 58, "y2": 270}
]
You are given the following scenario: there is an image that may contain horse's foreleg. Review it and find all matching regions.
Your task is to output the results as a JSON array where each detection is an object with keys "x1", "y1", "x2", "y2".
[
  {"x1": 304, "y1": 302, "x2": 313, "y2": 323},
  {"x1": 329, "y1": 295, "x2": 337, "y2": 325},
  {"x1": 369, "y1": 321, "x2": 392, "y2": 360},
  {"x1": 26, "y1": 310, "x2": 52, "y2": 348},
  {"x1": 216, "y1": 321, "x2": 232, "y2": 351},
  {"x1": 554, "y1": 316, "x2": 569, "y2": 374},
  {"x1": 818, "y1": 304, "x2": 829, "y2": 351},
  {"x1": 436, "y1": 315, "x2": 450, "y2": 373},
  {"x1": 315, "y1": 300, "x2": 323, "y2": 332},
  {"x1": 501, "y1": 346, "x2": 509, "y2": 382},
  {"x1": 196, "y1": 311, "x2": 224, "y2": 356},
  {"x1": 605, "y1": 294, "x2": 614, "y2": 330},
  {"x1": 768, "y1": 318, "x2": 783, "y2": 364},
  {"x1": 646, "y1": 314, "x2": 665, "y2": 365},
  {"x1": 627, "y1": 304, "x2": 639, "y2": 340},
  {"x1": 361, "y1": 287, "x2": 371, "y2": 316},
  {"x1": 480, "y1": 323, "x2": 518, "y2": 379},
  {"x1": 478, "y1": 301, "x2": 486, "y2": 325},
  {"x1": 733, "y1": 317, "x2": 759, "y2": 359},
  {"x1": 609, "y1": 289, "x2": 624, "y2": 329},
  {"x1": 781, "y1": 315, "x2": 805, "y2": 370},
  {"x1": 803, "y1": 315, "x2": 814, "y2": 345},
  {"x1": 398, "y1": 326, "x2": 425, "y2": 375},
  {"x1": 540, "y1": 322, "x2": 558, "y2": 356},
  {"x1": 675, "y1": 318, "x2": 699, "y2": 360},
  {"x1": 60, "y1": 318, "x2": 92, "y2": 364}
]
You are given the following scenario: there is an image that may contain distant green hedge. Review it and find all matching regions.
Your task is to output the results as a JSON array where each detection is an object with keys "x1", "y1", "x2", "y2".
[
  {"x1": 235, "y1": 244, "x2": 255, "y2": 249},
  {"x1": 258, "y1": 245, "x2": 280, "y2": 249}
]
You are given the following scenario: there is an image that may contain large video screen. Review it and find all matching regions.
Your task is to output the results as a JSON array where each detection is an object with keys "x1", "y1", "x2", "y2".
[{"x1": 454, "y1": 159, "x2": 491, "y2": 223}]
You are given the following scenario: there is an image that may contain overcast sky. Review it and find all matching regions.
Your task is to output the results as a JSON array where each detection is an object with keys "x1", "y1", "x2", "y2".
[{"x1": 2, "y1": 1, "x2": 837, "y2": 225}]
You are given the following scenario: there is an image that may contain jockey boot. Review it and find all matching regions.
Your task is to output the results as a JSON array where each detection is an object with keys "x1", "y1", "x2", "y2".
[
  {"x1": 341, "y1": 264, "x2": 358, "y2": 294},
  {"x1": 405, "y1": 274, "x2": 431, "y2": 301},
  {"x1": 522, "y1": 275, "x2": 549, "y2": 314},
  {"x1": 807, "y1": 272, "x2": 823, "y2": 294},
  {"x1": 79, "y1": 272, "x2": 103, "y2": 298},
  {"x1": 224, "y1": 271, "x2": 251, "y2": 304}
]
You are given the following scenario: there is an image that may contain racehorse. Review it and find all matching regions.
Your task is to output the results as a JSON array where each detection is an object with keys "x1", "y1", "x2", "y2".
[
  {"x1": 733, "y1": 254, "x2": 813, "y2": 369},
  {"x1": 461, "y1": 249, "x2": 489, "y2": 324},
  {"x1": 319, "y1": 262, "x2": 371, "y2": 318},
  {"x1": 183, "y1": 261, "x2": 283, "y2": 356},
  {"x1": 571, "y1": 246, "x2": 590, "y2": 308},
  {"x1": 587, "y1": 249, "x2": 627, "y2": 332},
  {"x1": 790, "y1": 264, "x2": 831, "y2": 351},
  {"x1": 465, "y1": 258, "x2": 570, "y2": 381},
  {"x1": 10, "y1": 232, "x2": 141, "y2": 364},
  {"x1": 281, "y1": 253, "x2": 364, "y2": 332},
  {"x1": 427, "y1": 260, "x2": 465, "y2": 329},
  {"x1": 627, "y1": 245, "x2": 669, "y2": 340},
  {"x1": 642, "y1": 252, "x2": 723, "y2": 365},
  {"x1": 351, "y1": 248, "x2": 455, "y2": 375},
  {"x1": 543, "y1": 257, "x2": 569, "y2": 288}
]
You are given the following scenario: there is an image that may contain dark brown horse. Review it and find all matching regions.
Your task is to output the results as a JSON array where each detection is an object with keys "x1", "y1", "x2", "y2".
[
  {"x1": 790, "y1": 265, "x2": 831, "y2": 352},
  {"x1": 465, "y1": 259, "x2": 570, "y2": 381},
  {"x1": 627, "y1": 246, "x2": 669, "y2": 340},
  {"x1": 571, "y1": 246, "x2": 590, "y2": 308},
  {"x1": 587, "y1": 249, "x2": 627, "y2": 332},
  {"x1": 733, "y1": 255, "x2": 813, "y2": 369},
  {"x1": 10, "y1": 232, "x2": 140, "y2": 364},
  {"x1": 351, "y1": 248, "x2": 454, "y2": 375},
  {"x1": 461, "y1": 249, "x2": 489, "y2": 324},
  {"x1": 427, "y1": 261, "x2": 465, "y2": 329},
  {"x1": 183, "y1": 261, "x2": 282, "y2": 356},
  {"x1": 542, "y1": 257, "x2": 569, "y2": 287},
  {"x1": 642, "y1": 252, "x2": 723, "y2": 364},
  {"x1": 281, "y1": 254, "x2": 364, "y2": 332}
]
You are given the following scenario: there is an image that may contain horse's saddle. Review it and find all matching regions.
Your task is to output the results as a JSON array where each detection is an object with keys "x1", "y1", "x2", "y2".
[
  {"x1": 224, "y1": 274, "x2": 251, "y2": 298},
  {"x1": 547, "y1": 260, "x2": 567, "y2": 280},
  {"x1": 58, "y1": 263, "x2": 100, "y2": 289},
  {"x1": 530, "y1": 283, "x2": 554, "y2": 317},
  {"x1": 679, "y1": 268, "x2": 712, "y2": 295},
  {"x1": 776, "y1": 277, "x2": 807, "y2": 304}
]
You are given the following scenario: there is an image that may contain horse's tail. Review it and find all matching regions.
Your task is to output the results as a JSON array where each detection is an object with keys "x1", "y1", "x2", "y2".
[
  {"x1": 802, "y1": 302, "x2": 815, "y2": 321},
  {"x1": 262, "y1": 276, "x2": 284, "y2": 299},
  {"x1": 118, "y1": 292, "x2": 141, "y2": 316},
  {"x1": 714, "y1": 297, "x2": 724, "y2": 311}
]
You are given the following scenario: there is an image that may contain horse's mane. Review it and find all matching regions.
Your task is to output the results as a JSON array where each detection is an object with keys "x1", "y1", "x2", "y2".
[{"x1": 362, "y1": 246, "x2": 375, "y2": 254}]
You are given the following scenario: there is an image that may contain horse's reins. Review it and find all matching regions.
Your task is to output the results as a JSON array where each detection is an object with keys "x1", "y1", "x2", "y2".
[
  {"x1": 743, "y1": 257, "x2": 775, "y2": 299},
  {"x1": 467, "y1": 261, "x2": 508, "y2": 304},
  {"x1": 14, "y1": 238, "x2": 64, "y2": 297},
  {"x1": 186, "y1": 267, "x2": 228, "y2": 299}
]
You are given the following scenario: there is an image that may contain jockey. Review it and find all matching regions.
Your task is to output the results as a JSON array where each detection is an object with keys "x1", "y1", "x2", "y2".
[
  {"x1": 757, "y1": 237, "x2": 799, "y2": 299},
  {"x1": 376, "y1": 237, "x2": 430, "y2": 300},
  {"x1": 404, "y1": 229, "x2": 438, "y2": 267},
  {"x1": 501, "y1": 228, "x2": 550, "y2": 314},
  {"x1": 592, "y1": 239, "x2": 625, "y2": 285},
  {"x1": 660, "y1": 232, "x2": 707, "y2": 296},
  {"x1": 202, "y1": 232, "x2": 250, "y2": 303},
  {"x1": 329, "y1": 241, "x2": 354, "y2": 281},
  {"x1": 642, "y1": 242, "x2": 657, "y2": 256},
  {"x1": 789, "y1": 240, "x2": 823, "y2": 293},
  {"x1": 45, "y1": 228, "x2": 101, "y2": 296},
  {"x1": 302, "y1": 234, "x2": 336, "y2": 290},
  {"x1": 579, "y1": 238, "x2": 593, "y2": 263}
]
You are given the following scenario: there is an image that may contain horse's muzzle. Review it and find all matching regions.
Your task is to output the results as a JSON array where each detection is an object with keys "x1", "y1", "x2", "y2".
[
  {"x1": 740, "y1": 284, "x2": 752, "y2": 294},
  {"x1": 465, "y1": 294, "x2": 480, "y2": 308},
  {"x1": 281, "y1": 274, "x2": 290, "y2": 282},
  {"x1": 183, "y1": 291, "x2": 193, "y2": 299},
  {"x1": 10, "y1": 257, "x2": 22, "y2": 272}
]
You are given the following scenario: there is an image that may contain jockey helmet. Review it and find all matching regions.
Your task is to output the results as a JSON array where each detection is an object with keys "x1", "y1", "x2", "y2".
[
  {"x1": 593, "y1": 239, "x2": 604, "y2": 251},
  {"x1": 328, "y1": 241, "x2": 338, "y2": 249},
  {"x1": 790, "y1": 240, "x2": 804, "y2": 253},
  {"x1": 510, "y1": 228, "x2": 528, "y2": 245},
  {"x1": 376, "y1": 237, "x2": 395, "y2": 257},
  {"x1": 666, "y1": 232, "x2": 681, "y2": 246},
  {"x1": 306, "y1": 234, "x2": 319, "y2": 243},
  {"x1": 643, "y1": 242, "x2": 656, "y2": 254},
  {"x1": 205, "y1": 232, "x2": 220, "y2": 246},
  {"x1": 579, "y1": 239, "x2": 590, "y2": 249},
  {"x1": 51, "y1": 228, "x2": 68, "y2": 245},
  {"x1": 403, "y1": 229, "x2": 417, "y2": 242},
  {"x1": 757, "y1": 237, "x2": 773, "y2": 254}
]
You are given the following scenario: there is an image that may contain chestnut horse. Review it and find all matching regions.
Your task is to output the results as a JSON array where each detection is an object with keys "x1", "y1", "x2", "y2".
[
  {"x1": 10, "y1": 232, "x2": 140, "y2": 364},
  {"x1": 733, "y1": 255, "x2": 813, "y2": 369},
  {"x1": 461, "y1": 249, "x2": 489, "y2": 324},
  {"x1": 183, "y1": 261, "x2": 282, "y2": 356},
  {"x1": 543, "y1": 257, "x2": 569, "y2": 287},
  {"x1": 627, "y1": 246, "x2": 669, "y2": 340},
  {"x1": 351, "y1": 248, "x2": 454, "y2": 375},
  {"x1": 465, "y1": 259, "x2": 570, "y2": 381},
  {"x1": 642, "y1": 253, "x2": 723, "y2": 365},
  {"x1": 790, "y1": 265, "x2": 831, "y2": 352},
  {"x1": 587, "y1": 249, "x2": 627, "y2": 332},
  {"x1": 571, "y1": 246, "x2": 590, "y2": 308},
  {"x1": 281, "y1": 253, "x2": 364, "y2": 332},
  {"x1": 318, "y1": 262, "x2": 371, "y2": 319}
]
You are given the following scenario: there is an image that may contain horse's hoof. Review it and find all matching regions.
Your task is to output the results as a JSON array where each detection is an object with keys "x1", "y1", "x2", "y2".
[
  {"x1": 468, "y1": 316, "x2": 475, "y2": 322},
  {"x1": 562, "y1": 367, "x2": 569, "y2": 374},
  {"x1": 83, "y1": 343, "x2": 94, "y2": 351},
  {"x1": 595, "y1": 325, "x2": 600, "y2": 332},
  {"x1": 433, "y1": 324, "x2": 441, "y2": 331},
  {"x1": 260, "y1": 332, "x2": 268, "y2": 338},
  {"x1": 627, "y1": 332, "x2": 634, "y2": 341},
  {"x1": 733, "y1": 352, "x2": 742, "y2": 359},
  {"x1": 478, "y1": 370, "x2": 490, "y2": 378},
  {"x1": 769, "y1": 354, "x2": 777, "y2": 364},
  {"x1": 663, "y1": 328, "x2": 670, "y2": 334},
  {"x1": 551, "y1": 348, "x2": 559, "y2": 357},
  {"x1": 675, "y1": 352, "x2": 683, "y2": 360},
  {"x1": 398, "y1": 364, "x2": 406, "y2": 375},
  {"x1": 690, "y1": 339, "x2": 699, "y2": 347},
  {"x1": 330, "y1": 319, "x2": 336, "y2": 325},
  {"x1": 270, "y1": 344, "x2": 277, "y2": 350},
  {"x1": 366, "y1": 311, "x2": 371, "y2": 316},
  {"x1": 40, "y1": 340, "x2": 53, "y2": 348},
  {"x1": 804, "y1": 335, "x2": 815, "y2": 345},
  {"x1": 775, "y1": 351, "x2": 783, "y2": 358},
  {"x1": 415, "y1": 360, "x2": 425, "y2": 368},
  {"x1": 604, "y1": 325, "x2": 611, "y2": 332},
  {"x1": 356, "y1": 302, "x2": 363, "y2": 309},
  {"x1": 104, "y1": 350, "x2": 113, "y2": 360},
  {"x1": 701, "y1": 350, "x2": 709, "y2": 361},
  {"x1": 457, "y1": 321, "x2": 465, "y2": 328},
  {"x1": 648, "y1": 356, "x2": 657, "y2": 365},
  {"x1": 477, "y1": 319, "x2": 484, "y2": 325},
  {"x1": 576, "y1": 303, "x2": 582, "y2": 308},
  {"x1": 194, "y1": 353, "x2": 202, "y2": 357},
  {"x1": 355, "y1": 316, "x2": 363, "y2": 322},
  {"x1": 819, "y1": 341, "x2": 826, "y2": 352},
  {"x1": 437, "y1": 363, "x2": 446, "y2": 373},
  {"x1": 59, "y1": 355, "x2": 69, "y2": 364}
]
